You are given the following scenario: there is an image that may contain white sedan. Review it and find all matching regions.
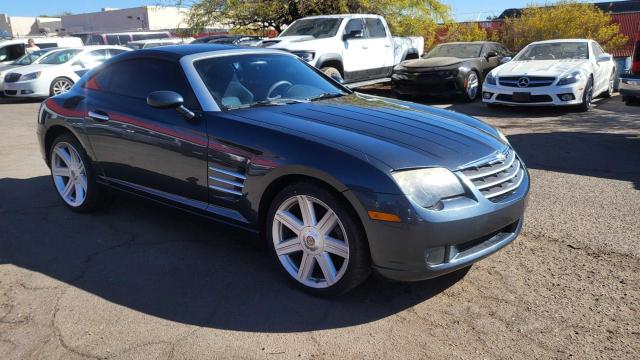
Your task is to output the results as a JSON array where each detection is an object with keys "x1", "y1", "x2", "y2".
[
  {"x1": 482, "y1": 39, "x2": 616, "y2": 111},
  {"x1": 3, "y1": 46, "x2": 130, "y2": 98}
]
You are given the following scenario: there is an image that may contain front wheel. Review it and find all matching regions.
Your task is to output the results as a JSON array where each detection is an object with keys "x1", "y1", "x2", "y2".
[
  {"x1": 321, "y1": 67, "x2": 343, "y2": 84},
  {"x1": 578, "y1": 77, "x2": 594, "y2": 112},
  {"x1": 462, "y1": 71, "x2": 480, "y2": 102},
  {"x1": 50, "y1": 134, "x2": 110, "y2": 212},
  {"x1": 266, "y1": 182, "x2": 370, "y2": 296},
  {"x1": 50, "y1": 77, "x2": 74, "y2": 96},
  {"x1": 601, "y1": 70, "x2": 615, "y2": 98}
]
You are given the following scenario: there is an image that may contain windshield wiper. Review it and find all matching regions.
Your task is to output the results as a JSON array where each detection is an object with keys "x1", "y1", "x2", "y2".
[{"x1": 306, "y1": 92, "x2": 346, "y2": 101}]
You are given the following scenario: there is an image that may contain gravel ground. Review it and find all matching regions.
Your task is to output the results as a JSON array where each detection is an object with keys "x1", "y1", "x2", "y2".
[{"x1": 0, "y1": 93, "x2": 638, "y2": 359}]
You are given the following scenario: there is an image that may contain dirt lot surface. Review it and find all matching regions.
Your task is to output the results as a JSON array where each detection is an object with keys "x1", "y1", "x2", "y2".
[{"x1": 0, "y1": 92, "x2": 638, "y2": 359}]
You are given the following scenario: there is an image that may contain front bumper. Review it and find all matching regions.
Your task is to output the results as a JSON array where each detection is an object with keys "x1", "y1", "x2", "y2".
[
  {"x1": 391, "y1": 71, "x2": 462, "y2": 96},
  {"x1": 4, "y1": 80, "x2": 49, "y2": 98},
  {"x1": 347, "y1": 165, "x2": 530, "y2": 282},
  {"x1": 619, "y1": 74, "x2": 640, "y2": 98},
  {"x1": 482, "y1": 81, "x2": 585, "y2": 106}
]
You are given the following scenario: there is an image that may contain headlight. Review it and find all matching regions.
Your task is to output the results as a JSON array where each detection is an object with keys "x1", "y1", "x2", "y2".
[
  {"x1": 496, "y1": 129, "x2": 510, "y2": 145},
  {"x1": 486, "y1": 73, "x2": 496, "y2": 85},
  {"x1": 557, "y1": 71, "x2": 582, "y2": 86},
  {"x1": 291, "y1": 51, "x2": 315, "y2": 62},
  {"x1": 20, "y1": 72, "x2": 41, "y2": 81},
  {"x1": 392, "y1": 167, "x2": 465, "y2": 208}
]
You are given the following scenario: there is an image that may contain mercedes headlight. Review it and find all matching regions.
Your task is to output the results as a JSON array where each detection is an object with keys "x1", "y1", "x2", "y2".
[
  {"x1": 291, "y1": 51, "x2": 315, "y2": 62},
  {"x1": 20, "y1": 71, "x2": 41, "y2": 81},
  {"x1": 485, "y1": 72, "x2": 497, "y2": 85},
  {"x1": 392, "y1": 168, "x2": 465, "y2": 208},
  {"x1": 557, "y1": 71, "x2": 582, "y2": 86}
]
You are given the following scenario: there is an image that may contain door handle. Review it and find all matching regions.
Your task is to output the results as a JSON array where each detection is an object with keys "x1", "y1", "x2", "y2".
[
  {"x1": 385, "y1": 43, "x2": 392, "y2": 47},
  {"x1": 362, "y1": 45, "x2": 368, "y2": 49},
  {"x1": 88, "y1": 110, "x2": 109, "y2": 122}
]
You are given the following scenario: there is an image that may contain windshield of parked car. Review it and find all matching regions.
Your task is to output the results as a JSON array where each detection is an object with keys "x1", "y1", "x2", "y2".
[
  {"x1": 13, "y1": 49, "x2": 49, "y2": 65},
  {"x1": 425, "y1": 44, "x2": 483, "y2": 58},
  {"x1": 514, "y1": 42, "x2": 589, "y2": 60},
  {"x1": 280, "y1": 18, "x2": 342, "y2": 38},
  {"x1": 194, "y1": 53, "x2": 348, "y2": 109},
  {"x1": 38, "y1": 49, "x2": 82, "y2": 64}
]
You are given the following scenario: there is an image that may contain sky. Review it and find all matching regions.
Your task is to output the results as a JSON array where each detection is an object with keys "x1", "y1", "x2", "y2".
[{"x1": 0, "y1": 0, "x2": 629, "y2": 21}]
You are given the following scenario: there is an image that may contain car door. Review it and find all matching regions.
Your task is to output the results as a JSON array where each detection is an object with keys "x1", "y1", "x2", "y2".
[
  {"x1": 82, "y1": 58, "x2": 209, "y2": 203},
  {"x1": 591, "y1": 41, "x2": 611, "y2": 93},
  {"x1": 482, "y1": 44, "x2": 501, "y2": 75},
  {"x1": 0, "y1": 43, "x2": 25, "y2": 64},
  {"x1": 341, "y1": 18, "x2": 369, "y2": 82},
  {"x1": 363, "y1": 17, "x2": 394, "y2": 78}
]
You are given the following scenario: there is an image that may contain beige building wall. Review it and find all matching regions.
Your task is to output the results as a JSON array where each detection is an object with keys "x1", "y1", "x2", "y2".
[
  {"x1": 0, "y1": 14, "x2": 60, "y2": 37},
  {"x1": 61, "y1": 6, "x2": 190, "y2": 33},
  {"x1": 146, "y1": 6, "x2": 189, "y2": 30}
]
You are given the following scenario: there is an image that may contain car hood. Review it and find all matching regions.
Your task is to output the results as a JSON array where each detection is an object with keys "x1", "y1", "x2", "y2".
[
  {"x1": 0, "y1": 64, "x2": 20, "y2": 73},
  {"x1": 231, "y1": 93, "x2": 507, "y2": 170},
  {"x1": 7, "y1": 63, "x2": 57, "y2": 75},
  {"x1": 494, "y1": 59, "x2": 588, "y2": 77},
  {"x1": 398, "y1": 57, "x2": 464, "y2": 69},
  {"x1": 265, "y1": 35, "x2": 330, "y2": 50}
]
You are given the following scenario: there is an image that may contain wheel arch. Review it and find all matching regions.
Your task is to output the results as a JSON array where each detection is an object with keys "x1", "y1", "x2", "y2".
[
  {"x1": 44, "y1": 124, "x2": 79, "y2": 166},
  {"x1": 315, "y1": 53, "x2": 344, "y2": 76}
]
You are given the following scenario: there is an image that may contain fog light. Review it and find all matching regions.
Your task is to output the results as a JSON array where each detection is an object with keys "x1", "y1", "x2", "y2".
[
  {"x1": 483, "y1": 92, "x2": 493, "y2": 99},
  {"x1": 560, "y1": 94, "x2": 574, "y2": 101},
  {"x1": 21, "y1": 90, "x2": 34, "y2": 95},
  {"x1": 425, "y1": 246, "x2": 446, "y2": 266}
]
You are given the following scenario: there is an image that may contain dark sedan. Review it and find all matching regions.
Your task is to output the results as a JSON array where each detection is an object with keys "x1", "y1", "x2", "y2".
[
  {"x1": 37, "y1": 45, "x2": 528, "y2": 296},
  {"x1": 392, "y1": 41, "x2": 512, "y2": 101}
]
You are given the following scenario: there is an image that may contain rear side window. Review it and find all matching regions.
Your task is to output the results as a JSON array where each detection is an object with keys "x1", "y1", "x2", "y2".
[
  {"x1": 365, "y1": 18, "x2": 386, "y2": 38},
  {"x1": 0, "y1": 44, "x2": 25, "y2": 61},
  {"x1": 89, "y1": 58, "x2": 199, "y2": 109},
  {"x1": 132, "y1": 33, "x2": 169, "y2": 41},
  {"x1": 37, "y1": 42, "x2": 57, "y2": 49},
  {"x1": 118, "y1": 35, "x2": 130, "y2": 44},
  {"x1": 91, "y1": 35, "x2": 105, "y2": 45},
  {"x1": 106, "y1": 35, "x2": 120, "y2": 45}
]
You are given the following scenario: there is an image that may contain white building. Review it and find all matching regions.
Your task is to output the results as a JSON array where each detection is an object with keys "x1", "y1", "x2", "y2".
[
  {"x1": 0, "y1": 14, "x2": 62, "y2": 37},
  {"x1": 61, "y1": 6, "x2": 190, "y2": 33}
]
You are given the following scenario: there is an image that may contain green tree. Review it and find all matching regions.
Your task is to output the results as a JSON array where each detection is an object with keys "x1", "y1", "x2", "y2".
[
  {"x1": 182, "y1": 0, "x2": 450, "y2": 37},
  {"x1": 438, "y1": 22, "x2": 497, "y2": 44},
  {"x1": 500, "y1": 1, "x2": 627, "y2": 52}
]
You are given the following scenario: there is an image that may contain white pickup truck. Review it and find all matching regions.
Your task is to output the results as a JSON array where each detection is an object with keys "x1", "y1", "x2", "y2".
[{"x1": 261, "y1": 14, "x2": 424, "y2": 85}]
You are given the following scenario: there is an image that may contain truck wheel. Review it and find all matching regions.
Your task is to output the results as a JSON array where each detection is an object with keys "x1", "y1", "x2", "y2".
[{"x1": 322, "y1": 67, "x2": 343, "y2": 83}]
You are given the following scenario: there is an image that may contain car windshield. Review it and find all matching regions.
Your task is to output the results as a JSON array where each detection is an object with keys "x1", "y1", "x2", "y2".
[
  {"x1": 13, "y1": 49, "x2": 49, "y2": 65},
  {"x1": 39, "y1": 49, "x2": 82, "y2": 65},
  {"x1": 425, "y1": 44, "x2": 483, "y2": 58},
  {"x1": 194, "y1": 53, "x2": 348, "y2": 110},
  {"x1": 280, "y1": 18, "x2": 342, "y2": 38},
  {"x1": 514, "y1": 42, "x2": 589, "y2": 60}
]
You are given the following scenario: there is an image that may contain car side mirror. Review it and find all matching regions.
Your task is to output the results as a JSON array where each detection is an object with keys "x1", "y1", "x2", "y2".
[
  {"x1": 597, "y1": 54, "x2": 611, "y2": 63},
  {"x1": 343, "y1": 29, "x2": 363, "y2": 41},
  {"x1": 486, "y1": 51, "x2": 498, "y2": 58},
  {"x1": 500, "y1": 56, "x2": 512, "y2": 64},
  {"x1": 147, "y1": 90, "x2": 196, "y2": 120}
]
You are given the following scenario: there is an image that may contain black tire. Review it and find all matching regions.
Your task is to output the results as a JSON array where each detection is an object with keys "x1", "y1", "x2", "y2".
[
  {"x1": 266, "y1": 182, "x2": 370, "y2": 296},
  {"x1": 49, "y1": 133, "x2": 110, "y2": 213},
  {"x1": 578, "y1": 77, "x2": 594, "y2": 112},
  {"x1": 49, "y1": 77, "x2": 74, "y2": 97},
  {"x1": 461, "y1": 71, "x2": 480, "y2": 102},
  {"x1": 601, "y1": 70, "x2": 615, "y2": 98},
  {"x1": 321, "y1": 67, "x2": 343, "y2": 83}
]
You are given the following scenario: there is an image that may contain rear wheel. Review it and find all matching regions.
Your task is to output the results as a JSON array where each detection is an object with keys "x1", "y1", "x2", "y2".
[
  {"x1": 266, "y1": 182, "x2": 370, "y2": 296},
  {"x1": 462, "y1": 71, "x2": 480, "y2": 102},
  {"x1": 50, "y1": 77, "x2": 74, "y2": 96},
  {"x1": 601, "y1": 70, "x2": 615, "y2": 98},
  {"x1": 49, "y1": 134, "x2": 110, "y2": 212},
  {"x1": 578, "y1": 77, "x2": 594, "y2": 112}
]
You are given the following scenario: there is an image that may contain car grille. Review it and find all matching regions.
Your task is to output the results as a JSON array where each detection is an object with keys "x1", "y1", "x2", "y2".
[
  {"x1": 4, "y1": 90, "x2": 17, "y2": 95},
  {"x1": 4, "y1": 73, "x2": 21, "y2": 83},
  {"x1": 460, "y1": 149, "x2": 525, "y2": 202},
  {"x1": 495, "y1": 94, "x2": 553, "y2": 103},
  {"x1": 498, "y1": 76, "x2": 555, "y2": 87}
]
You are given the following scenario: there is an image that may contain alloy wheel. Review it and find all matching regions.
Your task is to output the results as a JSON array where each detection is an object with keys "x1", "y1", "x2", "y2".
[
  {"x1": 52, "y1": 79, "x2": 72, "y2": 95},
  {"x1": 466, "y1": 72, "x2": 479, "y2": 100},
  {"x1": 272, "y1": 195, "x2": 350, "y2": 289},
  {"x1": 51, "y1": 142, "x2": 87, "y2": 207}
]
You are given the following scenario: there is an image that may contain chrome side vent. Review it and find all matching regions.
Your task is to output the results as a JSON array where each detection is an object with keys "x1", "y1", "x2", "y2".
[
  {"x1": 208, "y1": 165, "x2": 246, "y2": 196},
  {"x1": 459, "y1": 149, "x2": 524, "y2": 202}
]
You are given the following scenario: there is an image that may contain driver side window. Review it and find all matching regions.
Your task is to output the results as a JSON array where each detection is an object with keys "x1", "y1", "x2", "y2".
[{"x1": 343, "y1": 19, "x2": 364, "y2": 37}]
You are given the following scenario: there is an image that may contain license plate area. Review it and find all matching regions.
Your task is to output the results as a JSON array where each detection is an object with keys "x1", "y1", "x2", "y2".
[{"x1": 512, "y1": 92, "x2": 531, "y2": 102}]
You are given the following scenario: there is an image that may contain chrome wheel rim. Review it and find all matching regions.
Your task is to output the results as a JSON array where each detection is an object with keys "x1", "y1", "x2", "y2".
[
  {"x1": 51, "y1": 142, "x2": 87, "y2": 207},
  {"x1": 585, "y1": 81, "x2": 593, "y2": 106},
  {"x1": 608, "y1": 73, "x2": 614, "y2": 93},
  {"x1": 466, "y1": 72, "x2": 479, "y2": 99},
  {"x1": 272, "y1": 195, "x2": 349, "y2": 288},
  {"x1": 52, "y1": 79, "x2": 72, "y2": 95}
]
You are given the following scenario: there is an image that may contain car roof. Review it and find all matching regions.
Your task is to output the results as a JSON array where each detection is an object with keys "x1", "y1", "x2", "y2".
[
  {"x1": 113, "y1": 44, "x2": 243, "y2": 61},
  {"x1": 296, "y1": 14, "x2": 381, "y2": 20},
  {"x1": 438, "y1": 41, "x2": 500, "y2": 45},
  {"x1": 529, "y1": 39, "x2": 591, "y2": 45}
]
